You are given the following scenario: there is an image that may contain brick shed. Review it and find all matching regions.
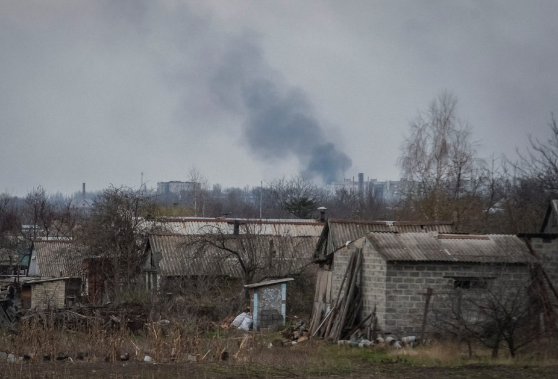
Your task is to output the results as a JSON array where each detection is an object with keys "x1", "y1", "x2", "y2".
[
  {"x1": 319, "y1": 232, "x2": 534, "y2": 336},
  {"x1": 20, "y1": 277, "x2": 81, "y2": 310},
  {"x1": 245, "y1": 278, "x2": 293, "y2": 331}
]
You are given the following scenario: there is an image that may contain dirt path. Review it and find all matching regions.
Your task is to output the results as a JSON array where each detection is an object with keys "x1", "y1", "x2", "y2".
[{"x1": 1, "y1": 362, "x2": 557, "y2": 379}]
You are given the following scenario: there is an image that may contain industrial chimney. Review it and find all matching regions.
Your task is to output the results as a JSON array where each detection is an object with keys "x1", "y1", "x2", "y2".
[
  {"x1": 358, "y1": 173, "x2": 364, "y2": 194},
  {"x1": 82, "y1": 183, "x2": 86, "y2": 200}
]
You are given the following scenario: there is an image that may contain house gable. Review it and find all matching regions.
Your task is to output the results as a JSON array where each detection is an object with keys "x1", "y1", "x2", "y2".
[{"x1": 540, "y1": 200, "x2": 558, "y2": 233}]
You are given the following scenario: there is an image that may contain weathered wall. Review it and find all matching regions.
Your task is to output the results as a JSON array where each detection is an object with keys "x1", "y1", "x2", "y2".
[
  {"x1": 30, "y1": 280, "x2": 66, "y2": 310},
  {"x1": 252, "y1": 283, "x2": 286, "y2": 330},
  {"x1": 331, "y1": 239, "x2": 387, "y2": 331},
  {"x1": 384, "y1": 262, "x2": 531, "y2": 336},
  {"x1": 332, "y1": 239, "x2": 532, "y2": 337},
  {"x1": 531, "y1": 236, "x2": 558, "y2": 291}
]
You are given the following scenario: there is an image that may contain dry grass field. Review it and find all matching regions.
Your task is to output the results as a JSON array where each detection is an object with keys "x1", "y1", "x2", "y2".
[{"x1": 2, "y1": 318, "x2": 558, "y2": 379}]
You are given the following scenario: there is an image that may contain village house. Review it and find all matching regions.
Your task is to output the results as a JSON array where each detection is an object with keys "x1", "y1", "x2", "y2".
[
  {"x1": 309, "y1": 218, "x2": 551, "y2": 337},
  {"x1": 328, "y1": 232, "x2": 533, "y2": 336},
  {"x1": 311, "y1": 219, "x2": 454, "y2": 321},
  {"x1": 0, "y1": 239, "x2": 81, "y2": 312},
  {"x1": 22, "y1": 240, "x2": 84, "y2": 310},
  {"x1": 142, "y1": 218, "x2": 323, "y2": 290}
]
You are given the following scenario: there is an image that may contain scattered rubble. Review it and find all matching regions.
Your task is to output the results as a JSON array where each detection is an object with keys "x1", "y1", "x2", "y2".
[{"x1": 280, "y1": 321, "x2": 310, "y2": 344}]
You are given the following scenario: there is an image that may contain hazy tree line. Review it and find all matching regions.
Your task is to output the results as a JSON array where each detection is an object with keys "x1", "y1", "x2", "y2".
[
  {"x1": 1, "y1": 91, "x2": 557, "y2": 249},
  {"x1": 0, "y1": 90, "x2": 556, "y2": 310}
]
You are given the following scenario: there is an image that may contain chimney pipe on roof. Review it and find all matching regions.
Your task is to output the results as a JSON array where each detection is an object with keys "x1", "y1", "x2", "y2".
[
  {"x1": 233, "y1": 220, "x2": 240, "y2": 236},
  {"x1": 318, "y1": 207, "x2": 327, "y2": 223}
]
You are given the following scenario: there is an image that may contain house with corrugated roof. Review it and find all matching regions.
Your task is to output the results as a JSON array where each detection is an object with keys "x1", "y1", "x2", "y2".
[
  {"x1": 21, "y1": 240, "x2": 84, "y2": 309},
  {"x1": 142, "y1": 218, "x2": 323, "y2": 289},
  {"x1": 328, "y1": 232, "x2": 533, "y2": 336},
  {"x1": 309, "y1": 218, "x2": 552, "y2": 337},
  {"x1": 313, "y1": 219, "x2": 454, "y2": 262},
  {"x1": 311, "y1": 219, "x2": 454, "y2": 326}
]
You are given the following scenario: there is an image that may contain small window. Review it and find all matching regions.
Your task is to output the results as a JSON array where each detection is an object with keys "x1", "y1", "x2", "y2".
[
  {"x1": 453, "y1": 277, "x2": 489, "y2": 290},
  {"x1": 543, "y1": 238, "x2": 553, "y2": 244}
]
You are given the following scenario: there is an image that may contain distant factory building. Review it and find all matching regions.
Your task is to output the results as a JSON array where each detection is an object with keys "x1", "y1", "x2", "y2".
[
  {"x1": 157, "y1": 181, "x2": 200, "y2": 196},
  {"x1": 328, "y1": 173, "x2": 406, "y2": 202}
]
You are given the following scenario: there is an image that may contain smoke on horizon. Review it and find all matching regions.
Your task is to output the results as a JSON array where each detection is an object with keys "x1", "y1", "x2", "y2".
[{"x1": 210, "y1": 36, "x2": 352, "y2": 183}]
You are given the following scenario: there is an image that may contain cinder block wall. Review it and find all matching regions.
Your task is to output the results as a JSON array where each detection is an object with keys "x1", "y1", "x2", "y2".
[
  {"x1": 384, "y1": 263, "x2": 531, "y2": 336},
  {"x1": 31, "y1": 281, "x2": 66, "y2": 310},
  {"x1": 331, "y1": 240, "x2": 387, "y2": 332},
  {"x1": 332, "y1": 240, "x2": 531, "y2": 337}
]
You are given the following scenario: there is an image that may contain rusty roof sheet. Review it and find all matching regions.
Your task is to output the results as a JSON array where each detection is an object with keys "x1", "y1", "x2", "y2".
[
  {"x1": 365, "y1": 233, "x2": 532, "y2": 263},
  {"x1": 148, "y1": 233, "x2": 318, "y2": 278},
  {"x1": 151, "y1": 218, "x2": 323, "y2": 237},
  {"x1": 323, "y1": 219, "x2": 454, "y2": 256},
  {"x1": 31, "y1": 241, "x2": 83, "y2": 278}
]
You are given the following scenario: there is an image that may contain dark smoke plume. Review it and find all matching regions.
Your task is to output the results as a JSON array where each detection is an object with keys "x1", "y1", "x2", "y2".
[{"x1": 210, "y1": 37, "x2": 352, "y2": 183}]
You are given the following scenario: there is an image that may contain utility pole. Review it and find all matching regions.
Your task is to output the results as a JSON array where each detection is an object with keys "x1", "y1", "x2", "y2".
[{"x1": 260, "y1": 181, "x2": 263, "y2": 219}]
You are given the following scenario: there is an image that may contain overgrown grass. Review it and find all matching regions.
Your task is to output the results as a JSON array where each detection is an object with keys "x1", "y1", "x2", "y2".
[
  {"x1": 3, "y1": 317, "x2": 558, "y2": 379},
  {"x1": 392, "y1": 340, "x2": 558, "y2": 367}
]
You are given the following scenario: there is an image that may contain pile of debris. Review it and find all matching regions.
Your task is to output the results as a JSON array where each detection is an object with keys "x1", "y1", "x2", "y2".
[
  {"x1": 337, "y1": 335, "x2": 418, "y2": 349},
  {"x1": 280, "y1": 321, "x2": 310, "y2": 345}
]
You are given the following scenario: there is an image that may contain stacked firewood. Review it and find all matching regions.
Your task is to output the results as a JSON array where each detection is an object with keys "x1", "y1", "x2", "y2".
[{"x1": 313, "y1": 248, "x2": 372, "y2": 341}]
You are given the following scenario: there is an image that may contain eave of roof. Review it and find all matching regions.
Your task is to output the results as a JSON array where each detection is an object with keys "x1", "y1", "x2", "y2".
[{"x1": 244, "y1": 278, "x2": 294, "y2": 288}]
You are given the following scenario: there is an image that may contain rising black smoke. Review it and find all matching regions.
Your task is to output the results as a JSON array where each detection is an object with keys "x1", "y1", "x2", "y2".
[{"x1": 210, "y1": 37, "x2": 352, "y2": 183}]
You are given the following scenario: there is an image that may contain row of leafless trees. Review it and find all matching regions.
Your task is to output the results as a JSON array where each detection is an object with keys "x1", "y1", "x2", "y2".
[{"x1": 397, "y1": 91, "x2": 558, "y2": 234}]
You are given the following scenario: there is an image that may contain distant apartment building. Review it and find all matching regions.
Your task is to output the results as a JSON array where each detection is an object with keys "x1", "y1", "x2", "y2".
[
  {"x1": 157, "y1": 181, "x2": 200, "y2": 196},
  {"x1": 328, "y1": 173, "x2": 406, "y2": 202}
]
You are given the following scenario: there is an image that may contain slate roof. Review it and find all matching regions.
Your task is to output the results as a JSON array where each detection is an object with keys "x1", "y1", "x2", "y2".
[
  {"x1": 151, "y1": 218, "x2": 324, "y2": 237},
  {"x1": 30, "y1": 240, "x2": 83, "y2": 278},
  {"x1": 365, "y1": 232, "x2": 532, "y2": 263},
  {"x1": 314, "y1": 219, "x2": 454, "y2": 260},
  {"x1": 146, "y1": 233, "x2": 318, "y2": 278}
]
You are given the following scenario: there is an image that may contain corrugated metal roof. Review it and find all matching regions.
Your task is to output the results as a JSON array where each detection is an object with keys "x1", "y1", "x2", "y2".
[
  {"x1": 150, "y1": 218, "x2": 323, "y2": 237},
  {"x1": 320, "y1": 219, "x2": 454, "y2": 256},
  {"x1": 365, "y1": 233, "x2": 532, "y2": 263},
  {"x1": 31, "y1": 241, "x2": 83, "y2": 278},
  {"x1": 148, "y1": 233, "x2": 318, "y2": 278}
]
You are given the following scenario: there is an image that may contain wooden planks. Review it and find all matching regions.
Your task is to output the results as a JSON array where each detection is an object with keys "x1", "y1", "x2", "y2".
[{"x1": 311, "y1": 248, "x2": 369, "y2": 341}]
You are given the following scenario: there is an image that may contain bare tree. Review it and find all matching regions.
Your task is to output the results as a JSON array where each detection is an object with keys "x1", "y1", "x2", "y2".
[
  {"x1": 183, "y1": 221, "x2": 315, "y2": 286},
  {"x1": 429, "y1": 266, "x2": 549, "y2": 358},
  {"x1": 77, "y1": 186, "x2": 159, "y2": 298},
  {"x1": 519, "y1": 114, "x2": 558, "y2": 193},
  {"x1": 397, "y1": 92, "x2": 484, "y2": 226},
  {"x1": 24, "y1": 187, "x2": 54, "y2": 239},
  {"x1": 0, "y1": 193, "x2": 25, "y2": 275},
  {"x1": 265, "y1": 175, "x2": 324, "y2": 219}
]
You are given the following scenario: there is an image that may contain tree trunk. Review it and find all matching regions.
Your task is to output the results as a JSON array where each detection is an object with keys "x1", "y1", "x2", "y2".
[{"x1": 491, "y1": 331, "x2": 502, "y2": 358}]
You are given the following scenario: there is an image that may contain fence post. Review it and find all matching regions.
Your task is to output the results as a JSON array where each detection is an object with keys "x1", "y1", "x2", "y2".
[{"x1": 420, "y1": 288, "x2": 433, "y2": 345}]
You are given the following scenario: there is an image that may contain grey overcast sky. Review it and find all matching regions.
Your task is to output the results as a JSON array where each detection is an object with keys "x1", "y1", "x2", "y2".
[{"x1": 1, "y1": 1, "x2": 558, "y2": 196}]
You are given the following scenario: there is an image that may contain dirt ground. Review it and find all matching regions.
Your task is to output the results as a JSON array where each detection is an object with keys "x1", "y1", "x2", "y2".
[{"x1": 1, "y1": 361, "x2": 558, "y2": 379}]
